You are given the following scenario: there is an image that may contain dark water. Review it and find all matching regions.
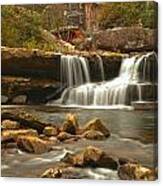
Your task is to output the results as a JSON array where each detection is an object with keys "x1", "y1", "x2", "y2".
[{"x1": 1, "y1": 106, "x2": 158, "y2": 179}]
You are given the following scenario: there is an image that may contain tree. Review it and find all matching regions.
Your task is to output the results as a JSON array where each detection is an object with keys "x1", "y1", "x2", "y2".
[{"x1": 97, "y1": 2, "x2": 157, "y2": 29}]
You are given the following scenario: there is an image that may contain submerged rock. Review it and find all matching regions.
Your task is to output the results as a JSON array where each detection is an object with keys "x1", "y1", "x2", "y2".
[
  {"x1": 2, "y1": 119, "x2": 20, "y2": 130},
  {"x1": 1, "y1": 129, "x2": 38, "y2": 142},
  {"x1": 17, "y1": 136, "x2": 52, "y2": 154},
  {"x1": 118, "y1": 163, "x2": 157, "y2": 180},
  {"x1": 82, "y1": 130, "x2": 105, "y2": 140},
  {"x1": 83, "y1": 118, "x2": 110, "y2": 137},
  {"x1": 43, "y1": 126, "x2": 58, "y2": 137}
]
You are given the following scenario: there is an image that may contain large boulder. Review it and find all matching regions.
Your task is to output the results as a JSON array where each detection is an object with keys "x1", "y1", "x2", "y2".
[
  {"x1": 118, "y1": 163, "x2": 157, "y2": 180},
  {"x1": 62, "y1": 114, "x2": 79, "y2": 135},
  {"x1": 94, "y1": 27, "x2": 157, "y2": 52},
  {"x1": 1, "y1": 129, "x2": 38, "y2": 142},
  {"x1": 63, "y1": 146, "x2": 118, "y2": 169},
  {"x1": 17, "y1": 136, "x2": 52, "y2": 154},
  {"x1": 83, "y1": 118, "x2": 110, "y2": 137}
]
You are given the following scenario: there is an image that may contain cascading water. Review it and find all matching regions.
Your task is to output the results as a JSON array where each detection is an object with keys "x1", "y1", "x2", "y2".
[
  {"x1": 60, "y1": 55, "x2": 90, "y2": 87},
  {"x1": 49, "y1": 52, "x2": 157, "y2": 107}
]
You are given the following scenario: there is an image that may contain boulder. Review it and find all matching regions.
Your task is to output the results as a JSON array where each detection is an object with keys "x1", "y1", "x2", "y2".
[
  {"x1": 2, "y1": 112, "x2": 48, "y2": 133},
  {"x1": 1, "y1": 129, "x2": 38, "y2": 142},
  {"x1": 118, "y1": 163, "x2": 157, "y2": 180},
  {"x1": 94, "y1": 27, "x2": 157, "y2": 52},
  {"x1": 17, "y1": 136, "x2": 52, "y2": 154},
  {"x1": 63, "y1": 146, "x2": 118, "y2": 169},
  {"x1": 82, "y1": 130, "x2": 105, "y2": 140},
  {"x1": 43, "y1": 126, "x2": 58, "y2": 137},
  {"x1": 66, "y1": 113, "x2": 79, "y2": 128},
  {"x1": 62, "y1": 121, "x2": 76, "y2": 135},
  {"x1": 2, "y1": 119, "x2": 20, "y2": 130},
  {"x1": 83, "y1": 118, "x2": 110, "y2": 137}
]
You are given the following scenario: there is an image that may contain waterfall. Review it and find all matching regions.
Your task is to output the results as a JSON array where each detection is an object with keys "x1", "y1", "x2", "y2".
[
  {"x1": 56, "y1": 52, "x2": 157, "y2": 106},
  {"x1": 60, "y1": 55, "x2": 90, "y2": 87},
  {"x1": 96, "y1": 55, "x2": 105, "y2": 81}
]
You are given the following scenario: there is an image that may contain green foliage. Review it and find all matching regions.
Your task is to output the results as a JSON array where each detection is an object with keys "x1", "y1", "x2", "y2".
[
  {"x1": 1, "y1": 5, "x2": 42, "y2": 48},
  {"x1": 97, "y1": 2, "x2": 157, "y2": 29},
  {"x1": 1, "y1": 3, "x2": 157, "y2": 51}
]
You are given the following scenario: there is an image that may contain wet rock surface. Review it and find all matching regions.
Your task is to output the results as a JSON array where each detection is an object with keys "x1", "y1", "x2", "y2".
[
  {"x1": 62, "y1": 146, "x2": 118, "y2": 170},
  {"x1": 83, "y1": 118, "x2": 110, "y2": 137},
  {"x1": 118, "y1": 163, "x2": 157, "y2": 180},
  {"x1": 17, "y1": 136, "x2": 52, "y2": 154}
]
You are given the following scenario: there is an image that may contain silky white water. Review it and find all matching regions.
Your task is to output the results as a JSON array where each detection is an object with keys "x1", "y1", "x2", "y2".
[{"x1": 50, "y1": 52, "x2": 157, "y2": 107}]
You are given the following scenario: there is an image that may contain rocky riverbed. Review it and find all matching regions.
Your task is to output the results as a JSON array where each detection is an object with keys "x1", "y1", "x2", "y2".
[{"x1": 1, "y1": 106, "x2": 157, "y2": 180}]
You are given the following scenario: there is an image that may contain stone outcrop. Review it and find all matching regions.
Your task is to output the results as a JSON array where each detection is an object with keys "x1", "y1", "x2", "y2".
[
  {"x1": 94, "y1": 27, "x2": 157, "y2": 52},
  {"x1": 83, "y1": 118, "x2": 110, "y2": 137},
  {"x1": 1, "y1": 47, "x2": 60, "y2": 79}
]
